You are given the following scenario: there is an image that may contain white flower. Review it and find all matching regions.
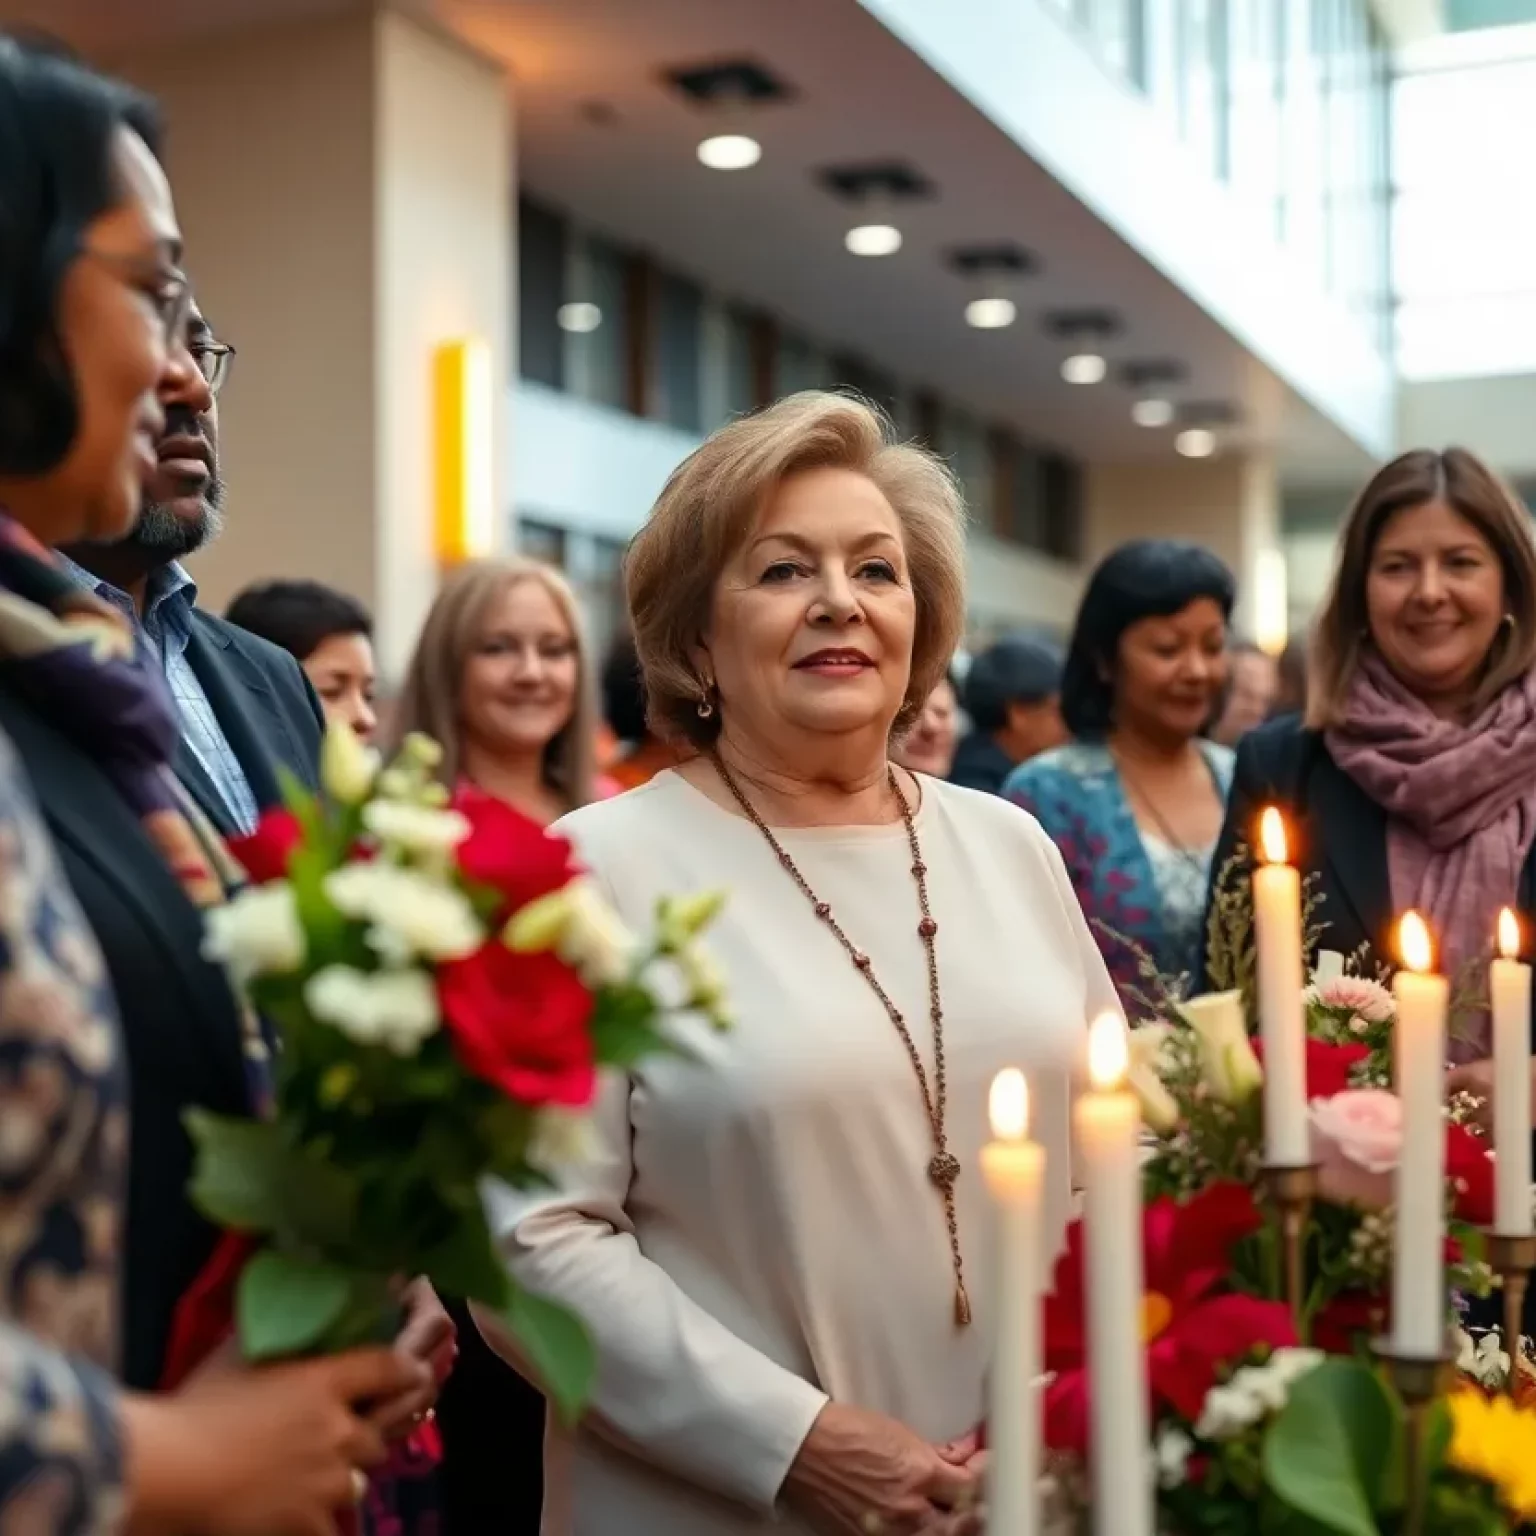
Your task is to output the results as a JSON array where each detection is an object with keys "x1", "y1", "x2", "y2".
[
  {"x1": 529, "y1": 1105, "x2": 600, "y2": 1167},
  {"x1": 1194, "y1": 1381, "x2": 1266, "y2": 1441},
  {"x1": 324, "y1": 863, "x2": 483, "y2": 961},
  {"x1": 304, "y1": 964, "x2": 440, "y2": 1055},
  {"x1": 657, "y1": 891, "x2": 727, "y2": 951},
  {"x1": 1303, "y1": 975, "x2": 1395, "y2": 1025},
  {"x1": 505, "y1": 878, "x2": 637, "y2": 987},
  {"x1": 362, "y1": 800, "x2": 471, "y2": 857},
  {"x1": 676, "y1": 941, "x2": 729, "y2": 1017},
  {"x1": 1154, "y1": 1425, "x2": 1193, "y2": 1489},
  {"x1": 320, "y1": 721, "x2": 380, "y2": 805},
  {"x1": 1127, "y1": 1023, "x2": 1180, "y2": 1133},
  {"x1": 1456, "y1": 1327, "x2": 1510, "y2": 1387},
  {"x1": 204, "y1": 882, "x2": 305, "y2": 981},
  {"x1": 1267, "y1": 1347, "x2": 1325, "y2": 1386},
  {"x1": 1179, "y1": 991, "x2": 1263, "y2": 1104}
]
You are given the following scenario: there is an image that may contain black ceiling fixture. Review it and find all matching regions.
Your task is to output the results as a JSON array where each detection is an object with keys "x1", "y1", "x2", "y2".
[
  {"x1": 662, "y1": 59, "x2": 797, "y2": 108},
  {"x1": 817, "y1": 161, "x2": 935, "y2": 202},
  {"x1": 1042, "y1": 307, "x2": 1123, "y2": 340},
  {"x1": 1176, "y1": 400, "x2": 1241, "y2": 426},
  {"x1": 1119, "y1": 359, "x2": 1187, "y2": 390},
  {"x1": 945, "y1": 243, "x2": 1039, "y2": 277}
]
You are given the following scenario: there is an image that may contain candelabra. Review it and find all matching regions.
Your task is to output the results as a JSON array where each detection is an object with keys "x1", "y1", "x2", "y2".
[
  {"x1": 1260, "y1": 1164, "x2": 1318, "y2": 1329},
  {"x1": 1372, "y1": 1343, "x2": 1451, "y2": 1536},
  {"x1": 1484, "y1": 1231, "x2": 1536, "y2": 1391}
]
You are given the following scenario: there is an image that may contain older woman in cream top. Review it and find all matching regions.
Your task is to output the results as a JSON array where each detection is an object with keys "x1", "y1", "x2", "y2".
[{"x1": 482, "y1": 393, "x2": 1118, "y2": 1536}]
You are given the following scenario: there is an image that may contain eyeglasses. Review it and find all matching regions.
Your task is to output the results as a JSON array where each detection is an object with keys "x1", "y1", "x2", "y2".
[
  {"x1": 80, "y1": 248, "x2": 193, "y2": 345},
  {"x1": 189, "y1": 337, "x2": 235, "y2": 395}
]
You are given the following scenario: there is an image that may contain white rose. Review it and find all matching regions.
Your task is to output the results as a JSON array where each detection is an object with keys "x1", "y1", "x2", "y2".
[
  {"x1": 1267, "y1": 1346, "x2": 1324, "y2": 1385},
  {"x1": 557, "y1": 880, "x2": 637, "y2": 987},
  {"x1": 1180, "y1": 991, "x2": 1263, "y2": 1104},
  {"x1": 204, "y1": 882, "x2": 306, "y2": 981},
  {"x1": 1194, "y1": 1381, "x2": 1265, "y2": 1441},
  {"x1": 362, "y1": 800, "x2": 471, "y2": 857},
  {"x1": 304, "y1": 964, "x2": 440, "y2": 1056},
  {"x1": 320, "y1": 722, "x2": 380, "y2": 805},
  {"x1": 324, "y1": 863, "x2": 483, "y2": 961},
  {"x1": 1154, "y1": 1425, "x2": 1193, "y2": 1489},
  {"x1": 1127, "y1": 1024, "x2": 1180, "y2": 1133}
]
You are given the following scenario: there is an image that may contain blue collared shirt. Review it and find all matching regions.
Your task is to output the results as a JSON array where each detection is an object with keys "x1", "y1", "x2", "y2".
[{"x1": 58, "y1": 556, "x2": 260, "y2": 835}]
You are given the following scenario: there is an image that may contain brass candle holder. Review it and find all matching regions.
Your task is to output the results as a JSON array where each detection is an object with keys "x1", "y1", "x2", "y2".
[
  {"x1": 1260, "y1": 1163, "x2": 1318, "y2": 1330},
  {"x1": 1373, "y1": 1341, "x2": 1452, "y2": 1536},
  {"x1": 1484, "y1": 1230, "x2": 1536, "y2": 1391}
]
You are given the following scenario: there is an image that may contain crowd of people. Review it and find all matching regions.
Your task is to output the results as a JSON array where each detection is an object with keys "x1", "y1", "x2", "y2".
[{"x1": 5, "y1": 31, "x2": 1536, "y2": 1536}]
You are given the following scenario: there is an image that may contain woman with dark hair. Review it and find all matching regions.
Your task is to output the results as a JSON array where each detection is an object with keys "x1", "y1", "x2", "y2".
[
  {"x1": 0, "y1": 36, "x2": 424, "y2": 1532},
  {"x1": 600, "y1": 630, "x2": 685, "y2": 789},
  {"x1": 227, "y1": 578, "x2": 378, "y2": 741},
  {"x1": 1210, "y1": 450, "x2": 1536, "y2": 1086},
  {"x1": 1005, "y1": 539, "x2": 1235, "y2": 998}
]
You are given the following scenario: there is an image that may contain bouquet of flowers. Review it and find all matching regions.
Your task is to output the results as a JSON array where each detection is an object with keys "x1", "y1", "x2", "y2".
[
  {"x1": 1032, "y1": 862, "x2": 1527, "y2": 1532},
  {"x1": 183, "y1": 726, "x2": 728, "y2": 1418}
]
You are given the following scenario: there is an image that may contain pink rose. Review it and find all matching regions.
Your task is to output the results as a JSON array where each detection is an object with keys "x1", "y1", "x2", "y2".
[
  {"x1": 1307, "y1": 976, "x2": 1395, "y2": 1025},
  {"x1": 1310, "y1": 1089, "x2": 1402, "y2": 1209}
]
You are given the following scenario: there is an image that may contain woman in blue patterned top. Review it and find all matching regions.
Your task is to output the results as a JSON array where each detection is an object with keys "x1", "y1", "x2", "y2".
[
  {"x1": 0, "y1": 35, "x2": 427, "y2": 1532},
  {"x1": 1005, "y1": 540, "x2": 1236, "y2": 1004}
]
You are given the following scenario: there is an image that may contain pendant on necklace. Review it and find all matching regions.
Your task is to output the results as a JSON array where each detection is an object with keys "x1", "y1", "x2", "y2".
[{"x1": 928, "y1": 1151, "x2": 961, "y2": 1189}]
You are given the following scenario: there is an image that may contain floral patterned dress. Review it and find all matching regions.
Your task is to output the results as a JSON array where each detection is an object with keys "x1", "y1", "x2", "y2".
[{"x1": 0, "y1": 726, "x2": 128, "y2": 1530}]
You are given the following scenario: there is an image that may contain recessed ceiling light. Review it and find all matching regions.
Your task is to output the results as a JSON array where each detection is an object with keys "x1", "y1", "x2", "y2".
[
  {"x1": 845, "y1": 223, "x2": 903, "y2": 257},
  {"x1": 1175, "y1": 427, "x2": 1218, "y2": 458},
  {"x1": 556, "y1": 302, "x2": 603, "y2": 334},
  {"x1": 965, "y1": 297, "x2": 1017, "y2": 330},
  {"x1": 1132, "y1": 397, "x2": 1176, "y2": 427},
  {"x1": 697, "y1": 133, "x2": 762, "y2": 170},
  {"x1": 1061, "y1": 353, "x2": 1107, "y2": 385}
]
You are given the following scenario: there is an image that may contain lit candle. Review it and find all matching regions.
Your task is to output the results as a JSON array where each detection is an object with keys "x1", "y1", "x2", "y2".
[
  {"x1": 980, "y1": 1069, "x2": 1043, "y2": 1536},
  {"x1": 1253, "y1": 808, "x2": 1308, "y2": 1166},
  {"x1": 1313, "y1": 950, "x2": 1345, "y2": 986},
  {"x1": 1392, "y1": 911, "x2": 1450, "y2": 1357},
  {"x1": 1074, "y1": 1013, "x2": 1152, "y2": 1536},
  {"x1": 1491, "y1": 908, "x2": 1532, "y2": 1237}
]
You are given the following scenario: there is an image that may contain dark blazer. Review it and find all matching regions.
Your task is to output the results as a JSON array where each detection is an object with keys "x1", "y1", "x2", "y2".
[
  {"x1": 0, "y1": 607, "x2": 323, "y2": 1389},
  {"x1": 178, "y1": 609, "x2": 325, "y2": 837},
  {"x1": 1208, "y1": 713, "x2": 1536, "y2": 990}
]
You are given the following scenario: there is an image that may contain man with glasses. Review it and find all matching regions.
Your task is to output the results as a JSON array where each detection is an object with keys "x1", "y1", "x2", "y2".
[{"x1": 61, "y1": 302, "x2": 325, "y2": 838}]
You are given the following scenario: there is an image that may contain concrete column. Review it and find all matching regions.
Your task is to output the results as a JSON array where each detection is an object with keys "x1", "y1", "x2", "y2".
[
  {"x1": 114, "y1": 4, "x2": 512, "y2": 677},
  {"x1": 1084, "y1": 453, "x2": 1284, "y2": 645}
]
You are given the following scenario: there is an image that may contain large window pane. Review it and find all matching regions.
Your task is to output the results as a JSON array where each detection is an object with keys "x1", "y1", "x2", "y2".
[
  {"x1": 774, "y1": 331, "x2": 832, "y2": 398},
  {"x1": 652, "y1": 271, "x2": 703, "y2": 433},
  {"x1": 564, "y1": 233, "x2": 630, "y2": 413},
  {"x1": 518, "y1": 197, "x2": 565, "y2": 389}
]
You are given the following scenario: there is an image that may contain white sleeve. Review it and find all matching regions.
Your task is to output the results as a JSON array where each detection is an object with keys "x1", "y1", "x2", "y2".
[{"x1": 479, "y1": 1065, "x2": 829, "y2": 1513}]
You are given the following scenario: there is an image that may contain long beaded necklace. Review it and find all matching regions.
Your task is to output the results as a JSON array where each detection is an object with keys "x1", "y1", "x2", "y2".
[{"x1": 711, "y1": 752, "x2": 972, "y2": 1328}]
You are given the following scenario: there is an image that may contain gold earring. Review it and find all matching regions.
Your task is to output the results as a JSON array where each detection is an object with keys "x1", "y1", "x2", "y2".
[{"x1": 696, "y1": 681, "x2": 715, "y2": 720}]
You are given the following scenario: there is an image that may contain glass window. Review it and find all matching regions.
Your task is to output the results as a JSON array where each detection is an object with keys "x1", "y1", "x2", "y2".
[
  {"x1": 1225, "y1": 0, "x2": 1285, "y2": 239},
  {"x1": 517, "y1": 197, "x2": 565, "y2": 389},
  {"x1": 563, "y1": 233, "x2": 630, "y2": 413},
  {"x1": 518, "y1": 517, "x2": 568, "y2": 569},
  {"x1": 1041, "y1": 455, "x2": 1084, "y2": 562},
  {"x1": 1181, "y1": 0, "x2": 1229, "y2": 178},
  {"x1": 831, "y1": 356, "x2": 901, "y2": 422},
  {"x1": 722, "y1": 305, "x2": 759, "y2": 419},
  {"x1": 652, "y1": 271, "x2": 703, "y2": 433},
  {"x1": 941, "y1": 407, "x2": 993, "y2": 526},
  {"x1": 774, "y1": 331, "x2": 832, "y2": 398}
]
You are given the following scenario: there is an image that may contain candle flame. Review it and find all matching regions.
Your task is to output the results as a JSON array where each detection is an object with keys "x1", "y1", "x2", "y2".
[
  {"x1": 1500, "y1": 907, "x2": 1522, "y2": 961},
  {"x1": 1399, "y1": 911, "x2": 1433, "y2": 974},
  {"x1": 1258, "y1": 807, "x2": 1288, "y2": 865},
  {"x1": 1087, "y1": 1012, "x2": 1129, "y2": 1091},
  {"x1": 989, "y1": 1068, "x2": 1029, "y2": 1141}
]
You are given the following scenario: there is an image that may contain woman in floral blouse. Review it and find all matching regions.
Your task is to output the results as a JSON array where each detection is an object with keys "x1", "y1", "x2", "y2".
[{"x1": 0, "y1": 36, "x2": 428, "y2": 1532}]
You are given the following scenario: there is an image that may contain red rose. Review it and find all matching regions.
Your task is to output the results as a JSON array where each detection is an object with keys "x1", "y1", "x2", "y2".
[
  {"x1": 438, "y1": 940, "x2": 595, "y2": 1107},
  {"x1": 452, "y1": 783, "x2": 580, "y2": 919},
  {"x1": 229, "y1": 809, "x2": 304, "y2": 885},
  {"x1": 1446, "y1": 1121, "x2": 1495, "y2": 1226},
  {"x1": 1312, "y1": 1288, "x2": 1384, "y2": 1354},
  {"x1": 1255, "y1": 1036, "x2": 1371, "y2": 1100}
]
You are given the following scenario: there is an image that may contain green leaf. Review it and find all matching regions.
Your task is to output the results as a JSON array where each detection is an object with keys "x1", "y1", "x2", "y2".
[
  {"x1": 184, "y1": 1110, "x2": 288, "y2": 1233},
  {"x1": 417, "y1": 1201, "x2": 510, "y2": 1307},
  {"x1": 1264, "y1": 1358, "x2": 1394, "y2": 1536},
  {"x1": 237, "y1": 1249, "x2": 357, "y2": 1360},
  {"x1": 499, "y1": 1285, "x2": 595, "y2": 1425}
]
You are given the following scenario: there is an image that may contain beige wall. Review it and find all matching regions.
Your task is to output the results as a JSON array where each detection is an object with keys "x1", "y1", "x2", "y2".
[
  {"x1": 1085, "y1": 455, "x2": 1283, "y2": 642},
  {"x1": 116, "y1": 5, "x2": 512, "y2": 677}
]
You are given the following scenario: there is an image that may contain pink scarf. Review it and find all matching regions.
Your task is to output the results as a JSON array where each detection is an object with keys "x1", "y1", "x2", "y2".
[{"x1": 1325, "y1": 651, "x2": 1536, "y2": 1060}]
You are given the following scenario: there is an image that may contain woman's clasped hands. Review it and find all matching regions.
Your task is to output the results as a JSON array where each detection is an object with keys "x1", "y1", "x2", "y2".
[{"x1": 784, "y1": 1403, "x2": 986, "y2": 1536}]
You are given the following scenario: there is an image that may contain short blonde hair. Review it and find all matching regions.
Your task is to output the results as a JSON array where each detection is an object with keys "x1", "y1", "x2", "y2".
[
  {"x1": 391, "y1": 556, "x2": 599, "y2": 809},
  {"x1": 627, "y1": 391, "x2": 968, "y2": 747},
  {"x1": 1308, "y1": 447, "x2": 1536, "y2": 728}
]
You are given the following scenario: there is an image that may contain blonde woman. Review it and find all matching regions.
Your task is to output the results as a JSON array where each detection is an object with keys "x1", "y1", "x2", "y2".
[
  {"x1": 394, "y1": 555, "x2": 612, "y2": 821},
  {"x1": 479, "y1": 393, "x2": 1115, "y2": 1536},
  {"x1": 393, "y1": 555, "x2": 610, "y2": 1533}
]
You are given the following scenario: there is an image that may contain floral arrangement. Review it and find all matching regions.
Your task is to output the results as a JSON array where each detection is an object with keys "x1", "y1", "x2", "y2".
[
  {"x1": 185, "y1": 726, "x2": 728, "y2": 1418},
  {"x1": 1035, "y1": 862, "x2": 1530, "y2": 1532}
]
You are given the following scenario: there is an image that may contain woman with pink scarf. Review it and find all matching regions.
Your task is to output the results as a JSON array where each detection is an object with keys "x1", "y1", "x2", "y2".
[{"x1": 1207, "y1": 447, "x2": 1536, "y2": 1088}]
